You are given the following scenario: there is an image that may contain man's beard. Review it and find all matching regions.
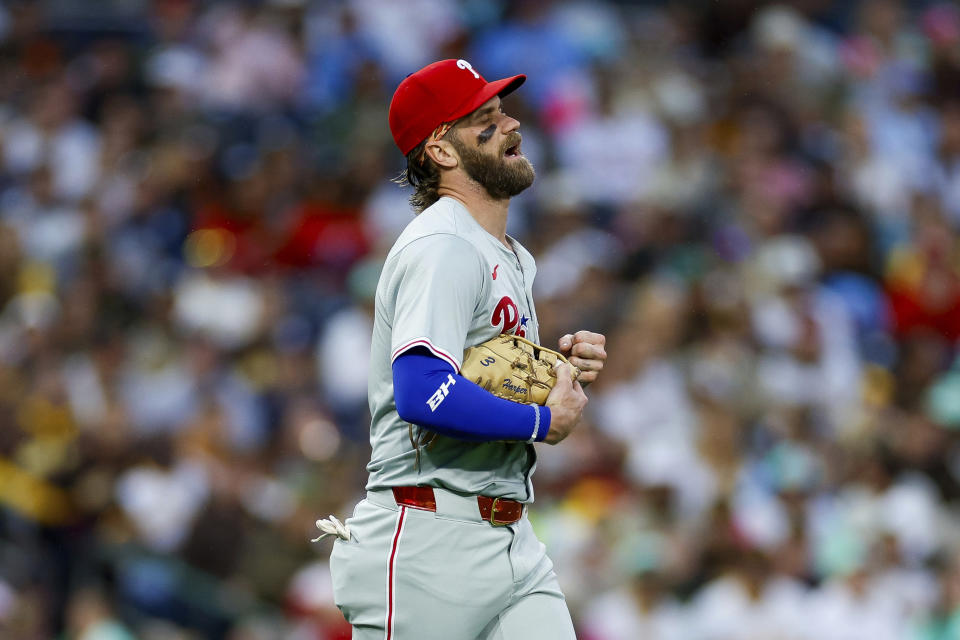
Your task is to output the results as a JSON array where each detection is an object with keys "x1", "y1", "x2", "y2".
[{"x1": 450, "y1": 133, "x2": 535, "y2": 200}]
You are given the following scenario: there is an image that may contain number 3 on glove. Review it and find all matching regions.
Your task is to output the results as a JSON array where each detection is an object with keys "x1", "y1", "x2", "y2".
[{"x1": 461, "y1": 334, "x2": 581, "y2": 405}]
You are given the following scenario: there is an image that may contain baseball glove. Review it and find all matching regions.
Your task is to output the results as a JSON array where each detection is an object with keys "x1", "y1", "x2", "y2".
[{"x1": 460, "y1": 334, "x2": 580, "y2": 405}]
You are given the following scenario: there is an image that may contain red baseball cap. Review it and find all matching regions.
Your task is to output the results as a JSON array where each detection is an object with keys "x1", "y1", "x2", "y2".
[{"x1": 389, "y1": 59, "x2": 526, "y2": 156}]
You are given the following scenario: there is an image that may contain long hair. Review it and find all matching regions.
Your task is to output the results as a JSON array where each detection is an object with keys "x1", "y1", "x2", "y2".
[
  {"x1": 392, "y1": 121, "x2": 460, "y2": 214},
  {"x1": 392, "y1": 138, "x2": 441, "y2": 214}
]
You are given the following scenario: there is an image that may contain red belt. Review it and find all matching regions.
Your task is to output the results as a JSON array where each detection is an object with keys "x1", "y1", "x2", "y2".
[{"x1": 391, "y1": 486, "x2": 523, "y2": 526}]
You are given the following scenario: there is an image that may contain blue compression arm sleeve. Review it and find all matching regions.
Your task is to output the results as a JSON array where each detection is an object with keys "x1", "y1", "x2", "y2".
[{"x1": 392, "y1": 349, "x2": 551, "y2": 442}]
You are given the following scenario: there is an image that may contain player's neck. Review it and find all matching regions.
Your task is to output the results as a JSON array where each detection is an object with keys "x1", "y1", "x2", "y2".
[{"x1": 437, "y1": 182, "x2": 510, "y2": 246}]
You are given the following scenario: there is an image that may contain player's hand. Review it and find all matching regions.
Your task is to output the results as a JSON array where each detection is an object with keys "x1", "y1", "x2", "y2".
[
  {"x1": 543, "y1": 362, "x2": 587, "y2": 445},
  {"x1": 558, "y1": 331, "x2": 607, "y2": 386}
]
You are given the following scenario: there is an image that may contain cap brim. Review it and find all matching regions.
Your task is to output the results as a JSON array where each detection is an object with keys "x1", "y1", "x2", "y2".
[
  {"x1": 447, "y1": 74, "x2": 526, "y2": 123},
  {"x1": 491, "y1": 74, "x2": 526, "y2": 99}
]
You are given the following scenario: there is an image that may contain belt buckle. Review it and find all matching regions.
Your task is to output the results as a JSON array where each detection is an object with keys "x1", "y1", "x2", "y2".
[{"x1": 488, "y1": 497, "x2": 510, "y2": 526}]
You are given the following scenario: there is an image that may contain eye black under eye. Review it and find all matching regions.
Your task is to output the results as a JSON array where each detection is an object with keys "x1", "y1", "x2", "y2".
[{"x1": 477, "y1": 124, "x2": 496, "y2": 144}]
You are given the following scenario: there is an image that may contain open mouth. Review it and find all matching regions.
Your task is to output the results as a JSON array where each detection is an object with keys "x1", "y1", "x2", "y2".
[{"x1": 504, "y1": 143, "x2": 521, "y2": 158}]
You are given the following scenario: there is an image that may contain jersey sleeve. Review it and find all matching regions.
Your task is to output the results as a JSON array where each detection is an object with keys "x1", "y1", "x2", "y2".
[{"x1": 388, "y1": 234, "x2": 485, "y2": 372}]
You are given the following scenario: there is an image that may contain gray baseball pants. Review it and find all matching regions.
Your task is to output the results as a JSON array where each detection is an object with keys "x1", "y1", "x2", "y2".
[{"x1": 329, "y1": 487, "x2": 577, "y2": 639}]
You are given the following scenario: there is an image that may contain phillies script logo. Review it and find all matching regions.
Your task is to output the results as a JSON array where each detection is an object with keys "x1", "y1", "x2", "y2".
[{"x1": 491, "y1": 296, "x2": 528, "y2": 337}]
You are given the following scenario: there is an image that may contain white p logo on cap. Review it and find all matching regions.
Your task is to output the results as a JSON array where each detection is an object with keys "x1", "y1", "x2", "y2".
[{"x1": 457, "y1": 59, "x2": 480, "y2": 79}]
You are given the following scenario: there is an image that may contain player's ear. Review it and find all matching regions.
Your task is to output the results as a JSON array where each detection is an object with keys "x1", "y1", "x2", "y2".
[{"x1": 424, "y1": 140, "x2": 458, "y2": 169}]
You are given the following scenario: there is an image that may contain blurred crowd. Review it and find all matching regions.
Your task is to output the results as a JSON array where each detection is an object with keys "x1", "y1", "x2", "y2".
[{"x1": 2, "y1": 0, "x2": 960, "y2": 638}]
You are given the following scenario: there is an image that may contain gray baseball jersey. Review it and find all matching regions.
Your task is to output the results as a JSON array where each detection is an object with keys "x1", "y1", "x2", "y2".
[
  {"x1": 366, "y1": 196, "x2": 541, "y2": 502},
  {"x1": 330, "y1": 196, "x2": 577, "y2": 640}
]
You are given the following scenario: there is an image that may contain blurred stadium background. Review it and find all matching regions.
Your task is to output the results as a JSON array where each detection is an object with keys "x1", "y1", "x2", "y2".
[{"x1": 3, "y1": 0, "x2": 960, "y2": 638}]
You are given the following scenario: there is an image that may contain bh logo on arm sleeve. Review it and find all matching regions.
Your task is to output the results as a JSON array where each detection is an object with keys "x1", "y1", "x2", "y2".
[{"x1": 427, "y1": 374, "x2": 457, "y2": 411}]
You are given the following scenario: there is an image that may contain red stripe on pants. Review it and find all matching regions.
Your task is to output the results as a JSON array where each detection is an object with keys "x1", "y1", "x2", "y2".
[{"x1": 386, "y1": 505, "x2": 407, "y2": 639}]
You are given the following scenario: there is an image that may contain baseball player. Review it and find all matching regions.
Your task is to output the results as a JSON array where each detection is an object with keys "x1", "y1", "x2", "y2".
[{"x1": 325, "y1": 59, "x2": 607, "y2": 640}]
